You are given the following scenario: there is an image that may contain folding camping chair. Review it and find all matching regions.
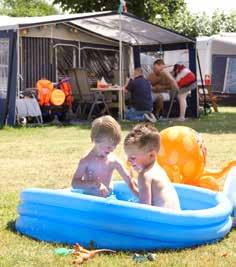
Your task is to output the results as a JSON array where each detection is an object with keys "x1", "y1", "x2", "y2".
[
  {"x1": 16, "y1": 88, "x2": 43, "y2": 125},
  {"x1": 68, "y1": 68, "x2": 111, "y2": 120}
]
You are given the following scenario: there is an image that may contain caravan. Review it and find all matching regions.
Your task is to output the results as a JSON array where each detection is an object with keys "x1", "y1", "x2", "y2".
[{"x1": 197, "y1": 33, "x2": 236, "y2": 94}]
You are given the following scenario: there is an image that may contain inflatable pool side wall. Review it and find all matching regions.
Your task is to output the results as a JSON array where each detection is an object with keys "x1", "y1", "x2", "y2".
[
  {"x1": 224, "y1": 167, "x2": 236, "y2": 224},
  {"x1": 16, "y1": 182, "x2": 233, "y2": 250}
]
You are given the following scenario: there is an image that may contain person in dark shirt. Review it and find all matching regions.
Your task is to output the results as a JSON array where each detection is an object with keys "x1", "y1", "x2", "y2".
[{"x1": 125, "y1": 68, "x2": 156, "y2": 122}]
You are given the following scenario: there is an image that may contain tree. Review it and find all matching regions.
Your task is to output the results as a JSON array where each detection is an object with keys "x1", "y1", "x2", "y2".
[
  {"x1": 159, "y1": 9, "x2": 236, "y2": 38},
  {"x1": 161, "y1": 10, "x2": 212, "y2": 37},
  {"x1": 0, "y1": 0, "x2": 59, "y2": 17},
  {"x1": 211, "y1": 10, "x2": 236, "y2": 34},
  {"x1": 224, "y1": 11, "x2": 236, "y2": 32},
  {"x1": 52, "y1": 0, "x2": 186, "y2": 22}
]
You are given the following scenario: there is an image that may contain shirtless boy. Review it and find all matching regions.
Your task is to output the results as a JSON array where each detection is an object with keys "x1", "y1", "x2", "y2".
[
  {"x1": 71, "y1": 115, "x2": 138, "y2": 197},
  {"x1": 124, "y1": 123, "x2": 180, "y2": 210}
]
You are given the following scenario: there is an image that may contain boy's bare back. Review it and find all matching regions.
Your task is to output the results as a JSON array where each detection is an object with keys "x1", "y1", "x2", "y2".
[
  {"x1": 138, "y1": 162, "x2": 180, "y2": 210},
  {"x1": 124, "y1": 123, "x2": 180, "y2": 211}
]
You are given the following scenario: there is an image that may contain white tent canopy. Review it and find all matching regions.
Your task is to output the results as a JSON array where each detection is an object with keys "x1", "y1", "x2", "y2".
[
  {"x1": 0, "y1": 11, "x2": 194, "y2": 46},
  {"x1": 197, "y1": 33, "x2": 236, "y2": 56},
  {"x1": 197, "y1": 33, "x2": 236, "y2": 93},
  {"x1": 197, "y1": 33, "x2": 236, "y2": 78}
]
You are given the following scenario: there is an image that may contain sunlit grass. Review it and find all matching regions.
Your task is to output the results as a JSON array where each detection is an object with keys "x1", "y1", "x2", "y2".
[{"x1": 0, "y1": 106, "x2": 236, "y2": 266}]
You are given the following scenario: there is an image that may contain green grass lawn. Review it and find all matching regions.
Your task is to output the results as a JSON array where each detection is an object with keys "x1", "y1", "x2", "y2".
[{"x1": 0, "y1": 107, "x2": 236, "y2": 267}]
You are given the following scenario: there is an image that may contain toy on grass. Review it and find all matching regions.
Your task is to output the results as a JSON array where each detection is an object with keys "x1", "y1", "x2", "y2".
[
  {"x1": 72, "y1": 244, "x2": 115, "y2": 265},
  {"x1": 157, "y1": 126, "x2": 236, "y2": 191},
  {"x1": 54, "y1": 247, "x2": 74, "y2": 256}
]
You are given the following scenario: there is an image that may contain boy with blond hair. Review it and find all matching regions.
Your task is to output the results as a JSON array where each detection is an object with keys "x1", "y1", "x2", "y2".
[
  {"x1": 124, "y1": 123, "x2": 180, "y2": 210},
  {"x1": 72, "y1": 115, "x2": 138, "y2": 197}
]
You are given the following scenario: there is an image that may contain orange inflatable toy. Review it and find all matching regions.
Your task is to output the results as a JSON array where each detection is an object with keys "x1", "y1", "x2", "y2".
[
  {"x1": 36, "y1": 79, "x2": 54, "y2": 106},
  {"x1": 157, "y1": 126, "x2": 236, "y2": 191}
]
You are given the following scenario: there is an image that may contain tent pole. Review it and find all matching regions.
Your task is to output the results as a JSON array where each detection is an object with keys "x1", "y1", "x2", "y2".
[
  {"x1": 55, "y1": 46, "x2": 58, "y2": 82},
  {"x1": 16, "y1": 29, "x2": 20, "y2": 97},
  {"x1": 196, "y1": 51, "x2": 207, "y2": 115},
  {"x1": 78, "y1": 41, "x2": 81, "y2": 68},
  {"x1": 119, "y1": 12, "x2": 123, "y2": 120}
]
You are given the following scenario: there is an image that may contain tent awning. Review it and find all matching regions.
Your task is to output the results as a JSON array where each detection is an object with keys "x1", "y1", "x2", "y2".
[
  {"x1": 0, "y1": 12, "x2": 111, "y2": 30},
  {"x1": 72, "y1": 12, "x2": 194, "y2": 46},
  {"x1": 0, "y1": 11, "x2": 195, "y2": 46}
]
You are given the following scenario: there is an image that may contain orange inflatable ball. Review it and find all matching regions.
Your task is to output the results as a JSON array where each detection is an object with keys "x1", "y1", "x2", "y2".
[
  {"x1": 36, "y1": 79, "x2": 54, "y2": 106},
  {"x1": 50, "y1": 89, "x2": 66, "y2": 106},
  {"x1": 157, "y1": 126, "x2": 206, "y2": 187}
]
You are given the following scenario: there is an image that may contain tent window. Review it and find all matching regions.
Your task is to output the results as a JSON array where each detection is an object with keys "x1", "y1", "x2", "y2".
[
  {"x1": 55, "y1": 44, "x2": 79, "y2": 80},
  {"x1": 81, "y1": 49, "x2": 119, "y2": 85},
  {"x1": 212, "y1": 56, "x2": 227, "y2": 93},
  {"x1": 223, "y1": 57, "x2": 236, "y2": 94},
  {"x1": 140, "y1": 50, "x2": 189, "y2": 78},
  {"x1": 0, "y1": 38, "x2": 9, "y2": 98},
  {"x1": 140, "y1": 52, "x2": 159, "y2": 78}
]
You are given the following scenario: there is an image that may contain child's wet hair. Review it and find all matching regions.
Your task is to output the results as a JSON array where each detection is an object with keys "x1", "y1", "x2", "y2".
[
  {"x1": 124, "y1": 123, "x2": 160, "y2": 152},
  {"x1": 91, "y1": 115, "x2": 121, "y2": 145}
]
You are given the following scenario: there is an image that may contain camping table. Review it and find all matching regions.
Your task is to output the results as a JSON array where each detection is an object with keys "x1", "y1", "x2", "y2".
[{"x1": 90, "y1": 86, "x2": 125, "y2": 119}]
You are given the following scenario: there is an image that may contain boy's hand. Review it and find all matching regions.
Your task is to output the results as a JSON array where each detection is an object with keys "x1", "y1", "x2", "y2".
[
  {"x1": 98, "y1": 183, "x2": 110, "y2": 197},
  {"x1": 129, "y1": 178, "x2": 139, "y2": 196}
]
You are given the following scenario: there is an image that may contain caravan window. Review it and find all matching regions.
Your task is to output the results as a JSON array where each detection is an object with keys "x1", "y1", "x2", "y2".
[
  {"x1": 224, "y1": 57, "x2": 236, "y2": 94},
  {"x1": 0, "y1": 39, "x2": 9, "y2": 98}
]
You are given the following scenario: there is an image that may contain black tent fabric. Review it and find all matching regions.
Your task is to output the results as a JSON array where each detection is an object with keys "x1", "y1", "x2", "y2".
[
  {"x1": 0, "y1": 31, "x2": 10, "y2": 127},
  {"x1": 0, "y1": 30, "x2": 17, "y2": 127},
  {"x1": 6, "y1": 30, "x2": 17, "y2": 125}
]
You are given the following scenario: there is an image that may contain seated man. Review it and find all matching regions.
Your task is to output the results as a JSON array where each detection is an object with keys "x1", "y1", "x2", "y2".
[
  {"x1": 125, "y1": 68, "x2": 156, "y2": 123},
  {"x1": 148, "y1": 59, "x2": 179, "y2": 118}
]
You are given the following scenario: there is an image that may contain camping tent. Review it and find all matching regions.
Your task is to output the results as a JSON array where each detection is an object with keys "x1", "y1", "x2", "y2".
[
  {"x1": 0, "y1": 11, "x2": 197, "y2": 126},
  {"x1": 197, "y1": 33, "x2": 236, "y2": 94}
]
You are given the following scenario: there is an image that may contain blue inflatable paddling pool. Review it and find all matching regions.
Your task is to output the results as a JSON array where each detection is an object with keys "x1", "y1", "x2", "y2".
[{"x1": 16, "y1": 182, "x2": 233, "y2": 250}]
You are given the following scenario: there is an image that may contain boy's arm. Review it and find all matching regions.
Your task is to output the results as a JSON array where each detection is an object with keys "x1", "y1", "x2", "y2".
[
  {"x1": 114, "y1": 160, "x2": 139, "y2": 196},
  {"x1": 71, "y1": 160, "x2": 100, "y2": 189},
  {"x1": 138, "y1": 174, "x2": 152, "y2": 205}
]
